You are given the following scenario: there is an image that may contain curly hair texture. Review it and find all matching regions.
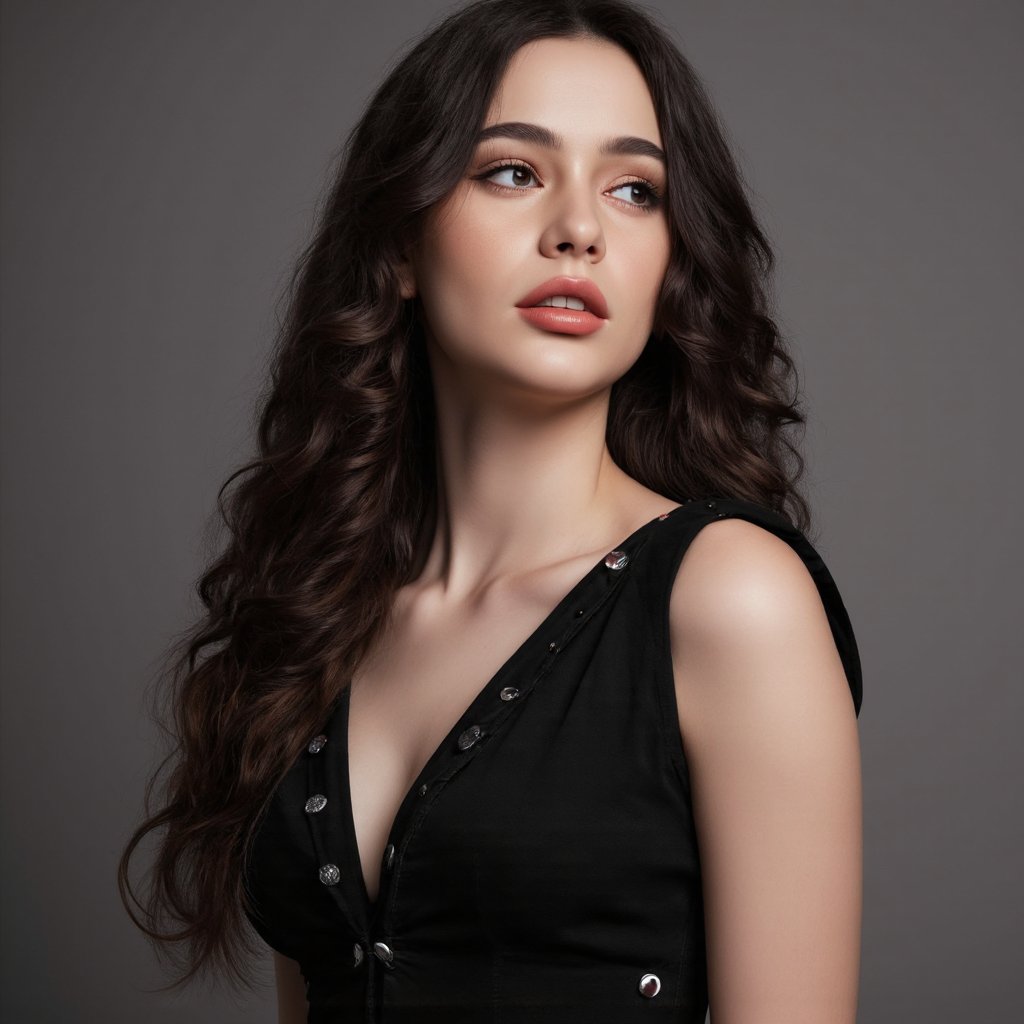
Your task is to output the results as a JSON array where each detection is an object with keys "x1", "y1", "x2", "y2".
[{"x1": 118, "y1": 0, "x2": 810, "y2": 992}]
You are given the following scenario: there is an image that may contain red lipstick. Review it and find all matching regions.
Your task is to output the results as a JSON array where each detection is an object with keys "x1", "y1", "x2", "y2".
[{"x1": 515, "y1": 275, "x2": 609, "y2": 337}]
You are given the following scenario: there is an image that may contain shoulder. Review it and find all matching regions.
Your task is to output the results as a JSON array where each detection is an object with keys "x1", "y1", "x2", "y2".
[
  {"x1": 667, "y1": 512, "x2": 858, "y2": 748},
  {"x1": 669, "y1": 515, "x2": 832, "y2": 653},
  {"x1": 666, "y1": 515, "x2": 863, "y2": 1016}
]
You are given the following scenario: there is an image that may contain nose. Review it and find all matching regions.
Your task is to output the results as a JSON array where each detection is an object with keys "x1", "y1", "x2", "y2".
[{"x1": 538, "y1": 188, "x2": 606, "y2": 262}]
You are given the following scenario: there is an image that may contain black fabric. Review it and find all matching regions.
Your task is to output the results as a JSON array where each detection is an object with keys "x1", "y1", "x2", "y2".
[{"x1": 244, "y1": 497, "x2": 863, "y2": 1022}]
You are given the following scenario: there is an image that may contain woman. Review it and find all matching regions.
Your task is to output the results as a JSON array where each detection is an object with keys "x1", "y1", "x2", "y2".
[{"x1": 119, "y1": 1, "x2": 864, "y2": 1021}]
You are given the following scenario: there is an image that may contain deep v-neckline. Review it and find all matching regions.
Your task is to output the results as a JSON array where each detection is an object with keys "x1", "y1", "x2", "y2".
[{"x1": 332, "y1": 504, "x2": 685, "y2": 922}]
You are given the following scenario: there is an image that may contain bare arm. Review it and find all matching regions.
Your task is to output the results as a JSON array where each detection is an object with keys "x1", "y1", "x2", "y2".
[
  {"x1": 273, "y1": 950, "x2": 309, "y2": 1024},
  {"x1": 670, "y1": 519, "x2": 863, "y2": 1024}
]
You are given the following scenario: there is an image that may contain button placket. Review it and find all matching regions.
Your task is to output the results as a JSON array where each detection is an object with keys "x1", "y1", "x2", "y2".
[
  {"x1": 307, "y1": 743, "x2": 342, "y2": 890},
  {"x1": 302, "y1": 710, "x2": 367, "y2": 943},
  {"x1": 502, "y1": 540, "x2": 639, "y2": 714}
]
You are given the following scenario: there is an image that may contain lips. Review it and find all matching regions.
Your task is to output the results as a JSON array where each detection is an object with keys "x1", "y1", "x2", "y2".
[
  {"x1": 514, "y1": 275, "x2": 609, "y2": 337},
  {"x1": 515, "y1": 276, "x2": 609, "y2": 320}
]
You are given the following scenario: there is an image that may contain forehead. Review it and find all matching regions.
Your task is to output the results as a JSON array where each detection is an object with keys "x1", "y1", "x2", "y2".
[{"x1": 483, "y1": 36, "x2": 663, "y2": 150}]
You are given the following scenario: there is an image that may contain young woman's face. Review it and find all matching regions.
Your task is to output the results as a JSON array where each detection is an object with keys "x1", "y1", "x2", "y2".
[{"x1": 403, "y1": 36, "x2": 671, "y2": 402}]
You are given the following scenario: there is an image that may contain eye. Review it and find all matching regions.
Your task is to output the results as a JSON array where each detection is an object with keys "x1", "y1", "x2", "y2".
[
  {"x1": 608, "y1": 179, "x2": 663, "y2": 210},
  {"x1": 482, "y1": 161, "x2": 538, "y2": 189},
  {"x1": 475, "y1": 160, "x2": 664, "y2": 212}
]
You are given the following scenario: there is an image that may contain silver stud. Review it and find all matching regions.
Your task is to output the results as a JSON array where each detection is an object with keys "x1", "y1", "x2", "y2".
[
  {"x1": 372, "y1": 941, "x2": 394, "y2": 964},
  {"x1": 318, "y1": 863, "x2": 340, "y2": 886},
  {"x1": 307, "y1": 734, "x2": 327, "y2": 754},
  {"x1": 604, "y1": 549, "x2": 629, "y2": 570},
  {"x1": 304, "y1": 794, "x2": 327, "y2": 814},
  {"x1": 352, "y1": 942, "x2": 364, "y2": 967},
  {"x1": 499, "y1": 686, "x2": 519, "y2": 701},
  {"x1": 638, "y1": 973, "x2": 661, "y2": 998},
  {"x1": 547, "y1": 641, "x2": 559, "y2": 652},
  {"x1": 418, "y1": 783, "x2": 428, "y2": 796},
  {"x1": 383, "y1": 843, "x2": 395, "y2": 870},
  {"x1": 457, "y1": 724, "x2": 482, "y2": 751}
]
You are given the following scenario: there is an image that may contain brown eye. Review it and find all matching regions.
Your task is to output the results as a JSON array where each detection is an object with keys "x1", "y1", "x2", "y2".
[
  {"x1": 485, "y1": 163, "x2": 537, "y2": 188},
  {"x1": 608, "y1": 180, "x2": 662, "y2": 210}
]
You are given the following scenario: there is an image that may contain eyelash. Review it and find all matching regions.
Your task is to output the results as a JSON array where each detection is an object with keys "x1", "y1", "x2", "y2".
[{"x1": 473, "y1": 158, "x2": 664, "y2": 212}]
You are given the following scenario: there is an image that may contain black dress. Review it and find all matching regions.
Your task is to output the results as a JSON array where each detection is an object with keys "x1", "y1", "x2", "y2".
[{"x1": 244, "y1": 497, "x2": 863, "y2": 1023}]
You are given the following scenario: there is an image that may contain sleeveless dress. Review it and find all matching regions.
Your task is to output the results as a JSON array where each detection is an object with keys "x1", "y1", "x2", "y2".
[{"x1": 243, "y1": 496, "x2": 863, "y2": 1023}]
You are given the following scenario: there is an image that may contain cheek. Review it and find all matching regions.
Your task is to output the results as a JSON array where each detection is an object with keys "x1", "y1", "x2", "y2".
[
  {"x1": 615, "y1": 229, "x2": 670, "y2": 331},
  {"x1": 416, "y1": 211, "x2": 510, "y2": 334},
  {"x1": 417, "y1": 192, "x2": 509, "y2": 303}
]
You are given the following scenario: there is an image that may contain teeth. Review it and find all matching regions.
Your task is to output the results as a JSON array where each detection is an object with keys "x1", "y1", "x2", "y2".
[{"x1": 534, "y1": 295, "x2": 587, "y2": 311}]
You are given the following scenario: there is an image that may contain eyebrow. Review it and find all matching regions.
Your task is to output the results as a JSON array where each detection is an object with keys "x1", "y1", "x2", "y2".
[{"x1": 475, "y1": 121, "x2": 666, "y2": 165}]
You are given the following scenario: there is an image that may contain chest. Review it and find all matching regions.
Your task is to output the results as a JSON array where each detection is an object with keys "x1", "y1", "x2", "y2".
[
  {"x1": 346, "y1": 562, "x2": 604, "y2": 905},
  {"x1": 243, "y1": 514, "x2": 713, "y2": 1015}
]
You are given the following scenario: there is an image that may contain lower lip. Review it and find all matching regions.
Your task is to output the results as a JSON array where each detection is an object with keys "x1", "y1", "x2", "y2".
[{"x1": 516, "y1": 306, "x2": 606, "y2": 336}]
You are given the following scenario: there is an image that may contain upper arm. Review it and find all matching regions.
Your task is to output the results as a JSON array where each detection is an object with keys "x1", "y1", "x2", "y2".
[
  {"x1": 669, "y1": 518, "x2": 862, "y2": 1024},
  {"x1": 272, "y1": 950, "x2": 309, "y2": 1024}
]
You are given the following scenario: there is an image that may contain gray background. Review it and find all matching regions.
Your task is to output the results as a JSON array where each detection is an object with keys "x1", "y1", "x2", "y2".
[{"x1": 2, "y1": 1, "x2": 1021, "y2": 1020}]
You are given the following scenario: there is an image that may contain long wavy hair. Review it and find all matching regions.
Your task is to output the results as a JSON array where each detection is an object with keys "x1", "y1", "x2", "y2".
[{"x1": 118, "y1": 0, "x2": 810, "y2": 992}]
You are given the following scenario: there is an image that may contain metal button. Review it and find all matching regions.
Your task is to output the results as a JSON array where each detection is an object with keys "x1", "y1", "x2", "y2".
[
  {"x1": 499, "y1": 686, "x2": 519, "y2": 701},
  {"x1": 307, "y1": 734, "x2": 327, "y2": 754},
  {"x1": 304, "y1": 794, "x2": 327, "y2": 814},
  {"x1": 457, "y1": 724, "x2": 483, "y2": 751},
  {"x1": 603, "y1": 549, "x2": 628, "y2": 570},
  {"x1": 352, "y1": 942, "x2": 364, "y2": 967},
  {"x1": 372, "y1": 941, "x2": 394, "y2": 964},
  {"x1": 319, "y1": 863, "x2": 340, "y2": 886},
  {"x1": 418, "y1": 783, "x2": 428, "y2": 796},
  {"x1": 638, "y1": 973, "x2": 661, "y2": 997},
  {"x1": 383, "y1": 843, "x2": 395, "y2": 870},
  {"x1": 547, "y1": 641, "x2": 559, "y2": 652}
]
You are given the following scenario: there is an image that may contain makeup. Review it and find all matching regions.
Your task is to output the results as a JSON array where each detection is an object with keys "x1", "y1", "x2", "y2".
[{"x1": 515, "y1": 275, "x2": 609, "y2": 335}]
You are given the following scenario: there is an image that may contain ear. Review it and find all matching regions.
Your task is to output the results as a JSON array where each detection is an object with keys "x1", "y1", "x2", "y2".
[{"x1": 396, "y1": 252, "x2": 417, "y2": 301}]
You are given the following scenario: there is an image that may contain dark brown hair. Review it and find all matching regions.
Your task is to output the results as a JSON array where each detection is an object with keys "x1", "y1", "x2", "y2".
[{"x1": 118, "y1": 0, "x2": 809, "y2": 992}]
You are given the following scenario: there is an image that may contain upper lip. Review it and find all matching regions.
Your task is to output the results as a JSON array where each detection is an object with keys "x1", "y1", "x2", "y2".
[{"x1": 515, "y1": 276, "x2": 609, "y2": 319}]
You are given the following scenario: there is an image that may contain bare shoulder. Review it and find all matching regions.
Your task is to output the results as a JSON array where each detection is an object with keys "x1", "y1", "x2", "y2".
[
  {"x1": 669, "y1": 516, "x2": 855, "y2": 713},
  {"x1": 668, "y1": 516, "x2": 863, "y2": 1022},
  {"x1": 670, "y1": 516, "x2": 826, "y2": 641}
]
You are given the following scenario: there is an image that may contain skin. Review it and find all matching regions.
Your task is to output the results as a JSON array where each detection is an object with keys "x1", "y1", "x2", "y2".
[
  {"x1": 274, "y1": 35, "x2": 862, "y2": 1023},
  {"x1": 670, "y1": 522, "x2": 863, "y2": 1021}
]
